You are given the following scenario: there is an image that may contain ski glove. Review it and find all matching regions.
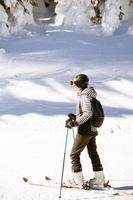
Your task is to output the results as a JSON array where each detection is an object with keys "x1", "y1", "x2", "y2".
[
  {"x1": 68, "y1": 113, "x2": 76, "y2": 120},
  {"x1": 65, "y1": 118, "x2": 78, "y2": 129}
]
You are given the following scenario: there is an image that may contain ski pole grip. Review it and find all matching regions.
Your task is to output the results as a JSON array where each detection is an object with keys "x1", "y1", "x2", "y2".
[{"x1": 68, "y1": 113, "x2": 76, "y2": 120}]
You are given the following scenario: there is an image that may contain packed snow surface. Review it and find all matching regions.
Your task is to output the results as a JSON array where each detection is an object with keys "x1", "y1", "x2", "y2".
[{"x1": 0, "y1": 20, "x2": 133, "y2": 200}]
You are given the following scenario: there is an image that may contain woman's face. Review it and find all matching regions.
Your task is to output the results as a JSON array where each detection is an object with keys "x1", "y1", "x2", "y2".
[
  {"x1": 70, "y1": 80, "x2": 82, "y2": 92},
  {"x1": 73, "y1": 84, "x2": 82, "y2": 92}
]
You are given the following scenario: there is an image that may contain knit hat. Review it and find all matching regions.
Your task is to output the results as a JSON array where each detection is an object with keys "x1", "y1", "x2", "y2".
[{"x1": 70, "y1": 74, "x2": 89, "y2": 89}]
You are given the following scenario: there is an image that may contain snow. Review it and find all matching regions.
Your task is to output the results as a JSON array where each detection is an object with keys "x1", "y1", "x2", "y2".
[
  {"x1": 0, "y1": 5, "x2": 133, "y2": 200},
  {"x1": 128, "y1": 24, "x2": 133, "y2": 35}
]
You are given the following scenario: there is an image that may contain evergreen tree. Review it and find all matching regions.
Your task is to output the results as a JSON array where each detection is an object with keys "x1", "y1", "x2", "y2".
[{"x1": 0, "y1": 0, "x2": 33, "y2": 35}]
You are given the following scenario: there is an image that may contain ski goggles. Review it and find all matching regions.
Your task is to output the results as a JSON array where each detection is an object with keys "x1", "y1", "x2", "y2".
[
  {"x1": 69, "y1": 80, "x2": 76, "y2": 86},
  {"x1": 69, "y1": 80, "x2": 74, "y2": 86}
]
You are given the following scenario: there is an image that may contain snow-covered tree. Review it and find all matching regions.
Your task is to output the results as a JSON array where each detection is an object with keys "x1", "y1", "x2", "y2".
[
  {"x1": 0, "y1": 0, "x2": 34, "y2": 36},
  {"x1": 0, "y1": 3, "x2": 9, "y2": 36},
  {"x1": 0, "y1": 0, "x2": 133, "y2": 36},
  {"x1": 55, "y1": 0, "x2": 133, "y2": 34},
  {"x1": 55, "y1": 0, "x2": 91, "y2": 26},
  {"x1": 101, "y1": 0, "x2": 120, "y2": 34}
]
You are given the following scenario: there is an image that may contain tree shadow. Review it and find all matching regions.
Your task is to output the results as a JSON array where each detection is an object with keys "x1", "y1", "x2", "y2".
[
  {"x1": 0, "y1": 94, "x2": 133, "y2": 117},
  {"x1": 114, "y1": 185, "x2": 133, "y2": 190},
  {"x1": 104, "y1": 106, "x2": 133, "y2": 117},
  {"x1": 0, "y1": 95, "x2": 75, "y2": 116}
]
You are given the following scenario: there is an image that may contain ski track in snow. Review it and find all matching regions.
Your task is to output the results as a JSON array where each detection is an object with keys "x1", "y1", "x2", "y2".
[{"x1": 0, "y1": 24, "x2": 133, "y2": 200}]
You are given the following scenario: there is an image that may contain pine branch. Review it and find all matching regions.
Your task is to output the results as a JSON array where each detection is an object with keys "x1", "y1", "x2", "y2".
[
  {"x1": 0, "y1": 0, "x2": 10, "y2": 14},
  {"x1": 17, "y1": 0, "x2": 30, "y2": 14}
]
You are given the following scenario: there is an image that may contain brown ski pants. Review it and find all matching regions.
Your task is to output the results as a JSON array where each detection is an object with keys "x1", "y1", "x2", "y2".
[{"x1": 70, "y1": 133, "x2": 103, "y2": 172}]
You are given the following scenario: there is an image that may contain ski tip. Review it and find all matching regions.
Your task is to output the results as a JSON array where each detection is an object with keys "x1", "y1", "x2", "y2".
[
  {"x1": 45, "y1": 176, "x2": 51, "y2": 180},
  {"x1": 23, "y1": 177, "x2": 29, "y2": 182}
]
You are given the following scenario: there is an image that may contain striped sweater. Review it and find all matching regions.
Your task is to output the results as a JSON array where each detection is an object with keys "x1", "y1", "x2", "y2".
[{"x1": 76, "y1": 87, "x2": 97, "y2": 131}]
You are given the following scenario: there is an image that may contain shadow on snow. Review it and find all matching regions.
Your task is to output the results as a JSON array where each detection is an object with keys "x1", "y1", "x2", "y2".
[
  {"x1": 114, "y1": 185, "x2": 133, "y2": 190},
  {"x1": 0, "y1": 95, "x2": 133, "y2": 117}
]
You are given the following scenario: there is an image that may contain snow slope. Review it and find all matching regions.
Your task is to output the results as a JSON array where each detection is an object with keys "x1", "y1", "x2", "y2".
[{"x1": 0, "y1": 23, "x2": 133, "y2": 200}]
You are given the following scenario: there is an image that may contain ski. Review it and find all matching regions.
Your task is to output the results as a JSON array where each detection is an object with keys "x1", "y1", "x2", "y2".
[
  {"x1": 23, "y1": 176, "x2": 120, "y2": 196},
  {"x1": 23, "y1": 176, "x2": 133, "y2": 198},
  {"x1": 23, "y1": 176, "x2": 59, "y2": 188}
]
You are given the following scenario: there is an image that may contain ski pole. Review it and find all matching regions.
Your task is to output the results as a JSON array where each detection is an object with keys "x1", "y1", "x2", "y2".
[
  {"x1": 59, "y1": 128, "x2": 69, "y2": 199},
  {"x1": 72, "y1": 127, "x2": 75, "y2": 140}
]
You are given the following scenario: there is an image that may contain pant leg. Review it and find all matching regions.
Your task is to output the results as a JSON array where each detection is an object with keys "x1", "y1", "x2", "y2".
[
  {"x1": 87, "y1": 136, "x2": 103, "y2": 171},
  {"x1": 70, "y1": 133, "x2": 93, "y2": 172}
]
